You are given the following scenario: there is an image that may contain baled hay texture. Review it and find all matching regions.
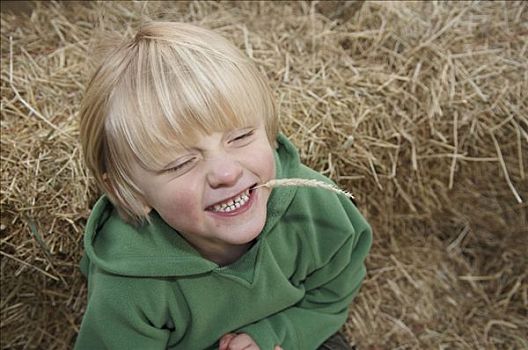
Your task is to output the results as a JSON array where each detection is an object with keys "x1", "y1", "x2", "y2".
[
  {"x1": 257, "y1": 178, "x2": 355, "y2": 199},
  {"x1": 1, "y1": 1, "x2": 527, "y2": 349}
]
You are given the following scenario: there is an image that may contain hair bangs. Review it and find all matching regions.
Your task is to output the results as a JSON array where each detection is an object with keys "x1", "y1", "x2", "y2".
[{"x1": 106, "y1": 37, "x2": 270, "y2": 171}]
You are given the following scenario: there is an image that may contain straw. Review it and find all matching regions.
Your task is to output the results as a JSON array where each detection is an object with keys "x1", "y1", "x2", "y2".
[{"x1": 255, "y1": 178, "x2": 355, "y2": 199}]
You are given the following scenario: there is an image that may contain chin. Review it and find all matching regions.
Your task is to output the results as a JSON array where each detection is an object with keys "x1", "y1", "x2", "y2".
[{"x1": 231, "y1": 220, "x2": 266, "y2": 244}]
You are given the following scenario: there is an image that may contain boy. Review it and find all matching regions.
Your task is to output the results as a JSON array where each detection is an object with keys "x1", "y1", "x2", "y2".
[{"x1": 76, "y1": 22, "x2": 371, "y2": 350}]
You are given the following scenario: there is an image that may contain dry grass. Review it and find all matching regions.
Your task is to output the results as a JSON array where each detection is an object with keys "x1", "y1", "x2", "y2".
[
  {"x1": 257, "y1": 178, "x2": 356, "y2": 199},
  {"x1": 1, "y1": 1, "x2": 527, "y2": 349}
]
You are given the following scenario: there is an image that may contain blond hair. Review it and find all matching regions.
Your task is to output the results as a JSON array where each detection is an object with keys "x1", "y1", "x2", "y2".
[{"x1": 79, "y1": 22, "x2": 278, "y2": 224}]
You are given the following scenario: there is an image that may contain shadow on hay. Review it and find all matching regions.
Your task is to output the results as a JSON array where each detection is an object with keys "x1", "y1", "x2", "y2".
[{"x1": 1, "y1": 251, "x2": 86, "y2": 349}]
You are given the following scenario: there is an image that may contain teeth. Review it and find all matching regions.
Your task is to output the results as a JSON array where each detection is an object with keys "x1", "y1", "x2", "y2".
[{"x1": 212, "y1": 190, "x2": 250, "y2": 213}]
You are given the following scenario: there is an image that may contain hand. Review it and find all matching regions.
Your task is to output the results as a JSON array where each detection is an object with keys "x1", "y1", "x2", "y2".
[
  {"x1": 219, "y1": 333, "x2": 283, "y2": 350},
  {"x1": 219, "y1": 333, "x2": 256, "y2": 350}
]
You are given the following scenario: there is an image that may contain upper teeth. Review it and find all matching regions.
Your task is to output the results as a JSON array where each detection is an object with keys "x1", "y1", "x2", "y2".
[{"x1": 212, "y1": 190, "x2": 250, "y2": 212}]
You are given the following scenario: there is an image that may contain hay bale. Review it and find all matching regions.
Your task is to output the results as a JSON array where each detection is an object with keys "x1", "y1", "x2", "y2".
[{"x1": 1, "y1": 1, "x2": 526, "y2": 349}]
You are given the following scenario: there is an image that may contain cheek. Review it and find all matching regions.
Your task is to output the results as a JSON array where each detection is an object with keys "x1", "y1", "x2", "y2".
[
  {"x1": 157, "y1": 193, "x2": 204, "y2": 232},
  {"x1": 148, "y1": 182, "x2": 203, "y2": 219},
  {"x1": 256, "y1": 145, "x2": 276, "y2": 178}
]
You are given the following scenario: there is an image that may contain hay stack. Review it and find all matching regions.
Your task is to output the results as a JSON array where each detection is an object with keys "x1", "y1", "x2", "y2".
[{"x1": 1, "y1": 1, "x2": 526, "y2": 349}]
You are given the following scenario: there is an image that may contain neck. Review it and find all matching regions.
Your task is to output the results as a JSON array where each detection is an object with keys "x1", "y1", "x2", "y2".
[
  {"x1": 178, "y1": 231, "x2": 254, "y2": 266},
  {"x1": 203, "y1": 241, "x2": 254, "y2": 266}
]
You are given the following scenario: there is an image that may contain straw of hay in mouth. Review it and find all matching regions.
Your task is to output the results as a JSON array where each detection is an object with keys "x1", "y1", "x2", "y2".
[{"x1": 256, "y1": 178, "x2": 355, "y2": 199}]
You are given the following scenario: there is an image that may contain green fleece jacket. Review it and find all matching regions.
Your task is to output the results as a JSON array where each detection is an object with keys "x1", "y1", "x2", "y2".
[{"x1": 75, "y1": 134, "x2": 372, "y2": 350}]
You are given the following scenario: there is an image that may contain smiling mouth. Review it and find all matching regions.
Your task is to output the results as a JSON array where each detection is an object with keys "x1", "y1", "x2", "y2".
[{"x1": 206, "y1": 184, "x2": 257, "y2": 213}]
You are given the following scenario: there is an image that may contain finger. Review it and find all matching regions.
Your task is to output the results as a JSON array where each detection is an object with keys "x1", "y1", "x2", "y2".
[
  {"x1": 226, "y1": 333, "x2": 255, "y2": 350},
  {"x1": 221, "y1": 334, "x2": 237, "y2": 349},
  {"x1": 219, "y1": 333, "x2": 237, "y2": 350},
  {"x1": 274, "y1": 346, "x2": 283, "y2": 350}
]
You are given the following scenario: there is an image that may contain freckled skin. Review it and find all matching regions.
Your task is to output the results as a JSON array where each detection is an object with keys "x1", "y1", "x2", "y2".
[{"x1": 131, "y1": 124, "x2": 275, "y2": 265}]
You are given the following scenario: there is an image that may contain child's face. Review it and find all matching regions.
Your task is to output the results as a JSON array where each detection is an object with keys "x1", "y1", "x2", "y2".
[{"x1": 130, "y1": 123, "x2": 275, "y2": 262}]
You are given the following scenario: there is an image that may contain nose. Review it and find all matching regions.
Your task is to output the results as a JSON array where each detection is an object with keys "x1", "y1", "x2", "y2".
[{"x1": 206, "y1": 154, "x2": 243, "y2": 188}]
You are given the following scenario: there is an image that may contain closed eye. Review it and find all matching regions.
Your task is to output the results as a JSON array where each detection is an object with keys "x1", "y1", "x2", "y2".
[
  {"x1": 229, "y1": 129, "x2": 255, "y2": 143},
  {"x1": 165, "y1": 157, "x2": 197, "y2": 174}
]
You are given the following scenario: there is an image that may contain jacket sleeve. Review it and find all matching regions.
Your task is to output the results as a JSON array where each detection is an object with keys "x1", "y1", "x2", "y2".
[
  {"x1": 238, "y1": 200, "x2": 372, "y2": 350},
  {"x1": 74, "y1": 272, "x2": 172, "y2": 350}
]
